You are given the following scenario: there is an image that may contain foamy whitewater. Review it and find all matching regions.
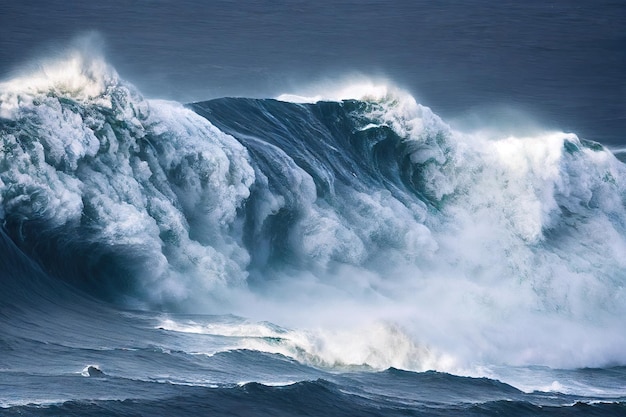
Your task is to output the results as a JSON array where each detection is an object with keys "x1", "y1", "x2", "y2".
[{"x1": 1, "y1": 49, "x2": 625, "y2": 415}]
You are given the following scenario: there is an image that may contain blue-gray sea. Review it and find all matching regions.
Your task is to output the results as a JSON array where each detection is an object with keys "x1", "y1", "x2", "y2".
[{"x1": 1, "y1": 1, "x2": 625, "y2": 415}]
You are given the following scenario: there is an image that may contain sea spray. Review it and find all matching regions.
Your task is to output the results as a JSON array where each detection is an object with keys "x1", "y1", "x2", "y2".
[
  {"x1": 1, "y1": 48, "x2": 626, "y2": 372},
  {"x1": 0, "y1": 48, "x2": 255, "y2": 307}
]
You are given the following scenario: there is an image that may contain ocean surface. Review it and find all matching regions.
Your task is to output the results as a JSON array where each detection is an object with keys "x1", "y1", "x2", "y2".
[{"x1": 1, "y1": 1, "x2": 625, "y2": 416}]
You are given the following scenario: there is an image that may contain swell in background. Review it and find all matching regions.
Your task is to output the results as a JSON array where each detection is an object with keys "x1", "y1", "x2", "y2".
[{"x1": 1, "y1": 1, "x2": 624, "y2": 145}]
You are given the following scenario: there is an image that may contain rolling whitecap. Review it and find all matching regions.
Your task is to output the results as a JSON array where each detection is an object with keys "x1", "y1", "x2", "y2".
[{"x1": 1, "y1": 50, "x2": 626, "y2": 415}]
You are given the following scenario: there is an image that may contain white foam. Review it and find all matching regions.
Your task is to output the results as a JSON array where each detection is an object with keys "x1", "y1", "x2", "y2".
[
  {"x1": 0, "y1": 50, "x2": 115, "y2": 120},
  {"x1": 0, "y1": 49, "x2": 256, "y2": 307},
  {"x1": 276, "y1": 79, "x2": 392, "y2": 103},
  {"x1": 159, "y1": 317, "x2": 455, "y2": 372},
  {"x1": 3, "y1": 51, "x2": 626, "y2": 375},
  {"x1": 252, "y1": 80, "x2": 626, "y2": 372},
  {"x1": 171, "y1": 79, "x2": 626, "y2": 372}
]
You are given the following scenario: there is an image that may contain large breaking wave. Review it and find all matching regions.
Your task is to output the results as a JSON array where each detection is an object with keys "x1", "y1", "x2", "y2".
[{"x1": 1, "y1": 48, "x2": 625, "y2": 374}]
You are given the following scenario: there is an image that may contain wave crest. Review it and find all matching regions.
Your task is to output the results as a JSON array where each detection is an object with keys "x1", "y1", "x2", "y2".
[
  {"x1": 2, "y1": 53, "x2": 626, "y2": 369},
  {"x1": 0, "y1": 50, "x2": 255, "y2": 307}
]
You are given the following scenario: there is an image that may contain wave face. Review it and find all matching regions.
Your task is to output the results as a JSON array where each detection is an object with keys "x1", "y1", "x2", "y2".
[{"x1": 1, "y1": 51, "x2": 626, "y2": 415}]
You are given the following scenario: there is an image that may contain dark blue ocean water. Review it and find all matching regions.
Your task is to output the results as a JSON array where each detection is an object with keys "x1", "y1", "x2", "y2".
[
  {"x1": 1, "y1": 0, "x2": 624, "y2": 144},
  {"x1": 1, "y1": 2, "x2": 626, "y2": 416}
]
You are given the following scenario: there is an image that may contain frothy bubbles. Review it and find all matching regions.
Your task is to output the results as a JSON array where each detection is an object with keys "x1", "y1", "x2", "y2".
[{"x1": 0, "y1": 43, "x2": 256, "y2": 308}]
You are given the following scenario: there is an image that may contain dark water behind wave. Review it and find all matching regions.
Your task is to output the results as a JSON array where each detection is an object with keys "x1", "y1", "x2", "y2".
[{"x1": 1, "y1": 1, "x2": 624, "y2": 144}]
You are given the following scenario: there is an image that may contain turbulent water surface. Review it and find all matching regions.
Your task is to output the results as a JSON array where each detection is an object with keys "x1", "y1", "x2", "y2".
[{"x1": 1, "y1": 3, "x2": 626, "y2": 414}]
